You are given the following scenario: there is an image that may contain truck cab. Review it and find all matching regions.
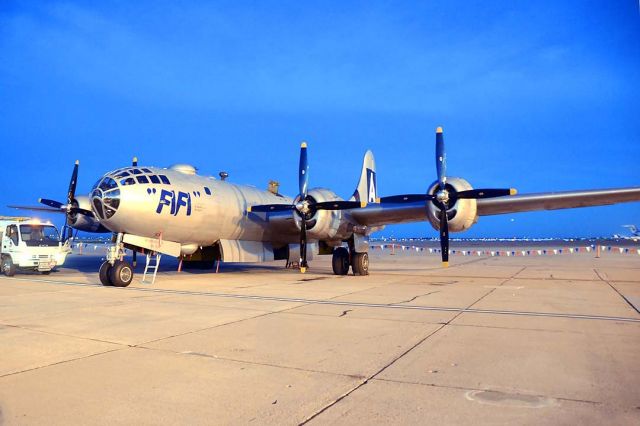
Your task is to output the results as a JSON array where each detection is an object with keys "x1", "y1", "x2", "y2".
[{"x1": 0, "y1": 217, "x2": 70, "y2": 276}]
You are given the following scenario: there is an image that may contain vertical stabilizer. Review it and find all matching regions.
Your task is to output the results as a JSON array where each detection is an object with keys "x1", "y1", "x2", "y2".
[{"x1": 349, "y1": 150, "x2": 378, "y2": 203}]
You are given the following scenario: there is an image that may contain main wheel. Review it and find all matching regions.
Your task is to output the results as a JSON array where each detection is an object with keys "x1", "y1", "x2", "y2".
[
  {"x1": 351, "y1": 252, "x2": 369, "y2": 276},
  {"x1": 332, "y1": 247, "x2": 350, "y2": 275},
  {"x1": 109, "y1": 260, "x2": 134, "y2": 287},
  {"x1": 99, "y1": 261, "x2": 113, "y2": 286},
  {"x1": 2, "y1": 256, "x2": 16, "y2": 277}
]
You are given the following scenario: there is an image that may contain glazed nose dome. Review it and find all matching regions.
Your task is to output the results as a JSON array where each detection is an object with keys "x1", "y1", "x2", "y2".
[{"x1": 91, "y1": 176, "x2": 120, "y2": 220}]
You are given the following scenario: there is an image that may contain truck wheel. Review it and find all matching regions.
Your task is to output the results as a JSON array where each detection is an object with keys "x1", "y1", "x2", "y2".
[
  {"x1": 332, "y1": 247, "x2": 350, "y2": 275},
  {"x1": 41, "y1": 271, "x2": 51, "y2": 275},
  {"x1": 99, "y1": 261, "x2": 113, "y2": 286},
  {"x1": 109, "y1": 260, "x2": 134, "y2": 287},
  {"x1": 351, "y1": 252, "x2": 369, "y2": 276},
  {"x1": 2, "y1": 256, "x2": 16, "y2": 277}
]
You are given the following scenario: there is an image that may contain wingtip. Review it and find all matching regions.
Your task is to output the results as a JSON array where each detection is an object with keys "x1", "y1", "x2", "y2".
[
  {"x1": 436, "y1": 126, "x2": 443, "y2": 134},
  {"x1": 509, "y1": 188, "x2": 518, "y2": 196},
  {"x1": 247, "y1": 206, "x2": 252, "y2": 213},
  {"x1": 38, "y1": 198, "x2": 42, "y2": 203},
  {"x1": 375, "y1": 197, "x2": 381, "y2": 204}
]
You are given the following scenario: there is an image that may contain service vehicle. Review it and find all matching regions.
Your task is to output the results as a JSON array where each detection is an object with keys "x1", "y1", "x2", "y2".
[{"x1": 0, "y1": 217, "x2": 70, "y2": 276}]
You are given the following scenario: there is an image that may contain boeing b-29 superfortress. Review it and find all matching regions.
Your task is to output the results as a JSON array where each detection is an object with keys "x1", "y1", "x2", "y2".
[{"x1": 10, "y1": 128, "x2": 640, "y2": 287}]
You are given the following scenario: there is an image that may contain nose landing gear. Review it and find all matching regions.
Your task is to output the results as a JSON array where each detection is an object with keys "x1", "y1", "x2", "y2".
[{"x1": 99, "y1": 233, "x2": 134, "y2": 287}]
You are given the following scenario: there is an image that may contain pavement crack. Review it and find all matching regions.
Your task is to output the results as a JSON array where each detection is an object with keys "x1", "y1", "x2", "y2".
[
  {"x1": 338, "y1": 310, "x2": 352, "y2": 317},
  {"x1": 394, "y1": 291, "x2": 440, "y2": 304}
]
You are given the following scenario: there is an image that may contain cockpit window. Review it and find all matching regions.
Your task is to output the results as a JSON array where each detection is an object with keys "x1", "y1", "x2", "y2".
[
  {"x1": 113, "y1": 171, "x2": 130, "y2": 179},
  {"x1": 142, "y1": 168, "x2": 153, "y2": 173},
  {"x1": 103, "y1": 189, "x2": 120, "y2": 210},
  {"x1": 131, "y1": 168, "x2": 142, "y2": 175},
  {"x1": 121, "y1": 177, "x2": 136, "y2": 186},
  {"x1": 136, "y1": 176, "x2": 149, "y2": 184},
  {"x1": 159, "y1": 175, "x2": 170, "y2": 184},
  {"x1": 99, "y1": 178, "x2": 118, "y2": 192},
  {"x1": 149, "y1": 175, "x2": 160, "y2": 184}
]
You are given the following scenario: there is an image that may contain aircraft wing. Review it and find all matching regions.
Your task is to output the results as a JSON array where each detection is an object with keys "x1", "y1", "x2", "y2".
[
  {"x1": 476, "y1": 187, "x2": 640, "y2": 216},
  {"x1": 348, "y1": 186, "x2": 640, "y2": 228}
]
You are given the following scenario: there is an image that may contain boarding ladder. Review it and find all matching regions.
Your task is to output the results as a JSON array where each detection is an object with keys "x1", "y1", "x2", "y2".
[{"x1": 142, "y1": 252, "x2": 162, "y2": 285}]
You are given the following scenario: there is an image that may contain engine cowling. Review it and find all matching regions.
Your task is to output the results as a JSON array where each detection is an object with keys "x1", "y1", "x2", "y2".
[
  {"x1": 425, "y1": 177, "x2": 478, "y2": 232},
  {"x1": 292, "y1": 188, "x2": 347, "y2": 240},
  {"x1": 70, "y1": 195, "x2": 109, "y2": 232}
]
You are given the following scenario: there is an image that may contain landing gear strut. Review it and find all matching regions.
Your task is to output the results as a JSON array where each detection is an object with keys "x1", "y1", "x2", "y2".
[{"x1": 99, "y1": 233, "x2": 134, "y2": 287}]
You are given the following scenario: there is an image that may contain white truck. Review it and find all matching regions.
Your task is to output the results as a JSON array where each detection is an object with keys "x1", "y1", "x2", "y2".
[{"x1": 0, "y1": 217, "x2": 71, "y2": 276}]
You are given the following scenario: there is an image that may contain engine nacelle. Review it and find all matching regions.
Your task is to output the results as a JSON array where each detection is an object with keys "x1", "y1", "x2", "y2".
[
  {"x1": 426, "y1": 177, "x2": 478, "y2": 232},
  {"x1": 293, "y1": 188, "x2": 347, "y2": 240},
  {"x1": 70, "y1": 195, "x2": 109, "y2": 233}
]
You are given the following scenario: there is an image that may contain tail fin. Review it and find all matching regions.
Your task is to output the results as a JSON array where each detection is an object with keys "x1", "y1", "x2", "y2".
[{"x1": 349, "y1": 150, "x2": 378, "y2": 203}]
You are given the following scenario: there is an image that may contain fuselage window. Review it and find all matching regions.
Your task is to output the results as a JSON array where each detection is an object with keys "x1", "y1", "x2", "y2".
[
  {"x1": 121, "y1": 177, "x2": 136, "y2": 186},
  {"x1": 136, "y1": 176, "x2": 149, "y2": 184},
  {"x1": 142, "y1": 168, "x2": 153, "y2": 173},
  {"x1": 159, "y1": 175, "x2": 170, "y2": 185},
  {"x1": 149, "y1": 175, "x2": 160, "y2": 184},
  {"x1": 204, "y1": 187, "x2": 211, "y2": 195}
]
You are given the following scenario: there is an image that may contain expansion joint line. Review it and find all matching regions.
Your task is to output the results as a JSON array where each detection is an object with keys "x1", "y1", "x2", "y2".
[
  {"x1": 300, "y1": 267, "x2": 527, "y2": 424},
  {"x1": 593, "y1": 269, "x2": 640, "y2": 315}
]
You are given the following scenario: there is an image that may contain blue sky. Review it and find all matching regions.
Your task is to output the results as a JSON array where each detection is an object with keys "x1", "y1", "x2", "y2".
[{"x1": 1, "y1": 1, "x2": 639, "y2": 238}]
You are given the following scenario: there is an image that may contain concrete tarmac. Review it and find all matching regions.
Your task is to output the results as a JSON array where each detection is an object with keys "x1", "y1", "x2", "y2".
[{"x1": 1, "y1": 250, "x2": 639, "y2": 425}]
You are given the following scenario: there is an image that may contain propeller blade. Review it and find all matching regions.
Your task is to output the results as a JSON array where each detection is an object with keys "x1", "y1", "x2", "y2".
[
  {"x1": 299, "y1": 142, "x2": 309, "y2": 199},
  {"x1": 247, "y1": 204, "x2": 294, "y2": 213},
  {"x1": 439, "y1": 207, "x2": 449, "y2": 267},
  {"x1": 67, "y1": 160, "x2": 79, "y2": 205},
  {"x1": 39, "y1": 198, "x2": 64, "y2": 209},
  {"x1": 314, "y1": 200, "x2": 367, "y2": 210},
  {"x1": 8, "y1": 205, "x2": 63, "y2": 213},
  {"x1": 300, "y1": 218, "x2": 308, "y2": 273},
  {"x1": 457, "y1": 188, "x2": 517, "y2": 199},
  {"x1": 379, "y1": 194, "x2": 433, "y2": 203},
  {"x1": 435, "y1": 127, "x2": 446, "y2": 189}
]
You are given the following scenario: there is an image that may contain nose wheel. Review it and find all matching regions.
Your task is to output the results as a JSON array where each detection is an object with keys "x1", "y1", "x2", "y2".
[{"x1": 99, "y1": 233, "x2": 134, "y2": 287}]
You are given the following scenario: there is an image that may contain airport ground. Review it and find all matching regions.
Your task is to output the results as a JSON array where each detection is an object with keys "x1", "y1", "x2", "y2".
[{"x1": 1, "y1": 246, "x2": 639, "y2": 425}]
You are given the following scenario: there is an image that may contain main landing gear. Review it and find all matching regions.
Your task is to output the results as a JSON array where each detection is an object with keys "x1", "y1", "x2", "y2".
[
  {"x1": 331, "y1": 247, "x2": 369, "y2": 276},
  {"x1": 99, "y1": 233, "x2": 134, "y2": 287}
]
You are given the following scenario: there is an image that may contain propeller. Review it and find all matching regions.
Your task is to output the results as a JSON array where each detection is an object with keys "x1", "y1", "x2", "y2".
[
  {"x1": 380, "y1": 127, "x2": 517, "y2": 267},
  {"x1": 249, "y1": 142, "x2": 366, "y2": 273},
  {"x1": 8, "y1": 160, "x2": 95, "y2": 242}
]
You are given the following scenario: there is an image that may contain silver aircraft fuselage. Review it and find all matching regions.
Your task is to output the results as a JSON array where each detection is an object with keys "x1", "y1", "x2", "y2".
[{"x1": 90, "y1": 165, "x2": 298, "y2": 245}]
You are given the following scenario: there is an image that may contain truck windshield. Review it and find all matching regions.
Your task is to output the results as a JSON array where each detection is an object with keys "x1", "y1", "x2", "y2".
[{"x1": 19, "y1": 225, "x2": 60, "y2": 247}]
